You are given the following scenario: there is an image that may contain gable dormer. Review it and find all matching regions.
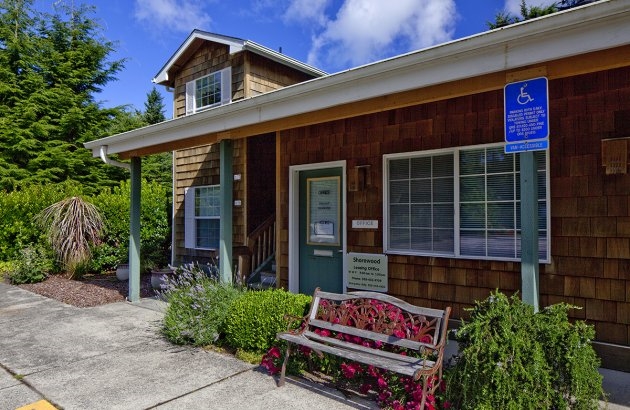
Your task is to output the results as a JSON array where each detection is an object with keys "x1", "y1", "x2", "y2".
[{"x1": 152, "y1": 30, "x2": 326, "y2": 119}]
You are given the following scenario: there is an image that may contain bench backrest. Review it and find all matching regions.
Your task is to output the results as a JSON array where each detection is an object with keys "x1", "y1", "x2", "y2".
[{"x1": 306, "y1": 288, "x2": 451, "y2": 353}]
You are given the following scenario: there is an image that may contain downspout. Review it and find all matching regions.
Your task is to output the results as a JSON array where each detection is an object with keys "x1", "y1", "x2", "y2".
[{"x1": 99, "y1": 146, "x2": 131, "y2": 170}]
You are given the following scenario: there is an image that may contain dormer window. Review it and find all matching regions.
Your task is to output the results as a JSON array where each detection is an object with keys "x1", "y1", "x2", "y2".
[{"x1": 185, "y1": 67, "x2": 232, "y2": 115}]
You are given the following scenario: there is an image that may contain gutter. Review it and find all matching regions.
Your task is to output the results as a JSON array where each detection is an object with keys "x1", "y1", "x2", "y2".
[
  {"x1": 99, "y1": 145, "x2": 130, "y2": 170},
  {"x1": 85, "y1": 0, "x2": 629, "y2": 156}
]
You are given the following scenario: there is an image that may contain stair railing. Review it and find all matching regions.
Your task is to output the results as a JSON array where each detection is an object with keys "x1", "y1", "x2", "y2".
[{"x1": 238, "y1": 213, "x2": 276, "y2": 284}]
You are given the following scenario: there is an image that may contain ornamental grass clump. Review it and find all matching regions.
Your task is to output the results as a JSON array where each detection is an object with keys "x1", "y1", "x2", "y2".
[
  {"x1": 445, "y1": 291, "x2": 604, "y2": 410},
  {"x1": 35, "y1": 196, "x2": 103, "y2": 279},
  {"x1": 161, "y1": 263, "x2": 243, "y2": 346}
]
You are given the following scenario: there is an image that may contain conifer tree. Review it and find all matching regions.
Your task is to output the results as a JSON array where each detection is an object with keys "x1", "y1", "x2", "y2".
[{"x1": 0, "y1": 1, "x2": 126, "y2": 192}]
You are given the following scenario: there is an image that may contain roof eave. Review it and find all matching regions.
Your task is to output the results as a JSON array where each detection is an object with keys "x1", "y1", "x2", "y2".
[{"x1": 87, "y1": 0, "x2": 629, "y2": 156}]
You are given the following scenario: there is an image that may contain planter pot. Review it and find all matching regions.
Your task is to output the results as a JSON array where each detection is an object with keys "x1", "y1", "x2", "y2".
[
  {"x1": 115, "y1": 264, "x2": 129, "y2": 281},
  {"x1": 151, "y1": 269, "x2": 173, "y2": 290}
]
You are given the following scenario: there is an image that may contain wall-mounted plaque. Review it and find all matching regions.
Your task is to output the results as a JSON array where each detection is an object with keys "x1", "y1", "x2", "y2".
[{"x1": 346, "y1": 252, "x2": 388, "y2": 292}]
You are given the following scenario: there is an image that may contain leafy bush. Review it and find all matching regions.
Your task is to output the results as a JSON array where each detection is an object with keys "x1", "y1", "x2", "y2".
[
  {"x1": 0, "y1": 182, "x2": 81, "y2": 261},
  {"x1": 90, "y1": 179, "x2": 170, "y2": 272},
  {"x1": 0, "y1": 261, "x2": 13, "y2": 281},
  {"x1": 161, "y1": 263, "x2": 243, "y2": 346},
  {"x1": 8, "y1": 246, "x2": 54, "y2": 284},
  {"x1": 0, "y1": 180, "x2": 169, "y2": 276},
  {"x1": 223, "y1": 289, "x2": 311, "y2": 352},
  {"x1": 446, "y1": 291, "x2": 604, "y2": 410}
]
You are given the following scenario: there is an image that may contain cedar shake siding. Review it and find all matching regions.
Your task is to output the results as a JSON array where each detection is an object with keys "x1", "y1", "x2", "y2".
[
  {"x1": 171, "y1": 40, "x2": 319, "y2": 265},
  {"x1": 278, "y1": 66, "x2": 630, "y2": 347}
]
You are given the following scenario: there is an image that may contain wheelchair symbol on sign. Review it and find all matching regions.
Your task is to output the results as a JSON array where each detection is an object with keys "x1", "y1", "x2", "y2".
[{"x1": 517, "y1": 83, "x2": 534, "y2": 105}]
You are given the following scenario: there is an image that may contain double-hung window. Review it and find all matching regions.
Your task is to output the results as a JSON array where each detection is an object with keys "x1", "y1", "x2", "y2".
[
  {"x1": 185, "y1": 185, "x2": 221, "y2": 250},
  {"x1": 384, "y1": 144, "x2": 549, "y2": 262},
  {"x1": 185, "y1": 67, "x2": 232, "y2": 115}
]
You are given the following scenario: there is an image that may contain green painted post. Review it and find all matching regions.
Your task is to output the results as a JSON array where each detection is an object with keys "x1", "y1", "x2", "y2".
[
  {"x1": 219, "y1": 140, "x2": 233, "y2": 284},
  {"x1": 520, "y1": 151, "x2": 539, "y2": 312},
  {"x1": 129, "y1": 157, "x2": 141, "y2": 302}
]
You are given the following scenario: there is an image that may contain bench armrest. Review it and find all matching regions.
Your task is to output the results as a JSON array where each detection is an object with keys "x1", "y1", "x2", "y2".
[{"x1": 282, "y1": 313, "x2": 306, "y2": 331}]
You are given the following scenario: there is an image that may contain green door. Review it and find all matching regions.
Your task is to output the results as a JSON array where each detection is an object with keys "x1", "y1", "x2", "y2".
[{"x1": 299, "y1": 167, "x2": 343, "y2": 294}]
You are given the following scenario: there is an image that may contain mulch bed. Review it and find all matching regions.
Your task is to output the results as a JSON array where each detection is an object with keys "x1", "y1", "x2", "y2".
[{"x1": 17, "y1": 272, "x2": 156, "y2": 308}]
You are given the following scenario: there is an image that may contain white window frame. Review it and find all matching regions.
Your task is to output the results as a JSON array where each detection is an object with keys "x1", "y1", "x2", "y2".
[
  {"x1": 383, "y1": 143, "x2": 550, "y2": 263},
  {"x1": 185, "y1": 67, "x2": 232, "y2": 115},
  {"x1": 184, "y1": 185, "x2": 221, "y2": 250}
]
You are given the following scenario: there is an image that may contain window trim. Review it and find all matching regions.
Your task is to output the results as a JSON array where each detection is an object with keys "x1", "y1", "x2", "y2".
[
  {"x1": 383, "y1": 142, "x2": 551, "y2": 263},
  {"x1": 185, "y1": 67, "x2": 232, "y2": 115},
  {"x1": 184, "y1": 185, "x2": 221, "y2": 250}
]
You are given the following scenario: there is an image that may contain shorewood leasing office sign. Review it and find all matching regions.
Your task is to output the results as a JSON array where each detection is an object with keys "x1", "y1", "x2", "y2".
[{"x1": 346, "y1": 252, "x2": 388, "y2": 292}]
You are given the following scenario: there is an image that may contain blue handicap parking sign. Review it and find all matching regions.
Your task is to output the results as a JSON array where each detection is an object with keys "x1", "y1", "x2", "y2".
[{"x1": 504, "y1": 77, "x2": 549, "y2": 150}]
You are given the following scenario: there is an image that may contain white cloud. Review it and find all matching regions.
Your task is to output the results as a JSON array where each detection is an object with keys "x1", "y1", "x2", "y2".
[
  {"x1": 134, "y1": 0, "x2": 212, "y2": 34},
  {"x1": 283, "y1": 0, "x2": 331, "y2": 26},
  {"x1": 299, "y1": 0, "x2": 457, "y2": 71}
]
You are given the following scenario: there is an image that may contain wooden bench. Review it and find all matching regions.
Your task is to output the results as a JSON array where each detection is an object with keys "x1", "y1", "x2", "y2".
[{"x1": 276, "y1": 288, "x2": 451, "y2": 407}]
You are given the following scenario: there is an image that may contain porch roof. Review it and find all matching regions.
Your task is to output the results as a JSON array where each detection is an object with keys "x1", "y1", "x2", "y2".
[{"x1": 85, "y1": 0, "x2": 630, "y2": 159}]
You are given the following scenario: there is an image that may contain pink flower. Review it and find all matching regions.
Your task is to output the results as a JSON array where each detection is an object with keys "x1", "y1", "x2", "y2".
[
  {"x1": 420, "y1": 335, "x2": 433, "y2": 343},
  {"x1": 391, "y1": 400, "x2": 404, "y2": 410},
  {"x1": 267, "y1": 346, "x2": 281, "y2": 358},
  {"x1": 393, "y1": 329, "x2": 406, "y2": 338},
  {"x1": 359, "y1": 382, "x2": 372, "y2": 394},
  {"x1": 298, "y1": 345, "x2": 311, "y2": 355},
  {"x1": 367, "y1": 365, "x2": 380, "y2": 378},
  {"x1": 320, "y1": 329, "x2": 331, "y2": 337},
  {"x1": 443, "y1": 400, "x2": 452, "y2": 408},
  {"x1": 377, "y1": 377, "x2": 388, "y2": 389},
  {"x1": 341, "y1": 363, "x2": 356, "y2": 379}
]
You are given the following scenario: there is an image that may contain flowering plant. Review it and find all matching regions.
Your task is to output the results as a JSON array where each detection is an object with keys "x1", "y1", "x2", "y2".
[{"x1": 261, "y1": 297, "x2": 450, "y2": 409}]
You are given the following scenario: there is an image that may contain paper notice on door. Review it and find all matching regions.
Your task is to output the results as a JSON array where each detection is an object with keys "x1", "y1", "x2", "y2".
[{"x1": 307, "y1": 177, "x2": 340, "y2": 245}]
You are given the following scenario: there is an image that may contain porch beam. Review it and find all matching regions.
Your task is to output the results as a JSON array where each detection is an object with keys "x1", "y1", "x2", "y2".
[
  {"x1": 219, "y1": 140, "x2": 233, "y2": 283},
  {"x1": 129, "y1": 157, "x2": 141, "y2": 302}
]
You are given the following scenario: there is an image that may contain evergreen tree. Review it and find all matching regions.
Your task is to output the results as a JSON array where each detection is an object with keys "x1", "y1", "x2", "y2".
[
  {"x1": 143, "y1": 86, "x2": 166, "y2": 125},
  {"x1": 488, "y1": 0, "x2": 558, "y2": 29},
  {"x1": 141, "y1": 87, "x2": 172, "y2": 194},
  {"x1": 0, "y1": 1, "x2": 126, "y2": 192}
]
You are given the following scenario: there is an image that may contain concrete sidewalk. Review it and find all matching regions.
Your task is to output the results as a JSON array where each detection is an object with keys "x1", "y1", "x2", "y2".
[{"x1": 0, "y1": 282, "x2": 628, "y2": 410}]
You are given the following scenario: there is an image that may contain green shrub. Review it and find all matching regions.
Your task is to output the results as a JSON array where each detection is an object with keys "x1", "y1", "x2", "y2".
[
  {"x1": 90, "y1": 179, "x2": 170, "y2": 272},
  {"x1": 0, "y1": 261, "x2": 14, "y2": 281},
  {"x1": 8, "y1": 246, "x2": 54, "y2": 284},
  {"x1": 161, "y1": 265, "x2": 243, "y2": 346},
  {"x1": 223, "y1": 289, "x2": 311, "y2": 352},
  {"x1": 0, "y1": 182, "x2": 81, "y2": 261},
  {"x1": 446, "y1": 291, "x2": 604, "y2": 410}
]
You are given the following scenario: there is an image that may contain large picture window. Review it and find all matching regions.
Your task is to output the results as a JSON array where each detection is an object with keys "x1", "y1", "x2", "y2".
[
  {"x1": 185, "y1": 67, "x2": 232, "y2": 115},
  {"x1": 384, "y1": 144, "x2": 549, "y2": 262},
  {"x1": 185, "y1": 185, "x2": 221, "y2": 250}
]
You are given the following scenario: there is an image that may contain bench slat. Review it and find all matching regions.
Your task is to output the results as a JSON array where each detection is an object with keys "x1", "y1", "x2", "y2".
[
  {"x1": 279, "y1": 332, "x2": 431, "y2": 377},
  {"x1": 316, "y1": 290, "x2": 447, "y2": 318},
  {"x1": 300, "y1": 330, "x2": 436, "y2": 366},
  {"x1": 309, "y1": 318, "x2": 431, "y2": 351}
]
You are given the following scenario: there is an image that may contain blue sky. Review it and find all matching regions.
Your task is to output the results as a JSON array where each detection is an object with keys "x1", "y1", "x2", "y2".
[{"x1": 37, "y1": 0, "x2": 553, "y2": 119}]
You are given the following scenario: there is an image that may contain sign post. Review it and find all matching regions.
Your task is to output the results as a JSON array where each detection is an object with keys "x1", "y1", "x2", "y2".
[{"x1": 504, "y1": 77, "x2": 549, "y2": 312}]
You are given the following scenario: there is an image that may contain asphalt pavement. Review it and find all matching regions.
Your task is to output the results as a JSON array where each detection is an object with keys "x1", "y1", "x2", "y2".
[{"x1": 0, "y1": 282, "x2": 628, "y2": 410}]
